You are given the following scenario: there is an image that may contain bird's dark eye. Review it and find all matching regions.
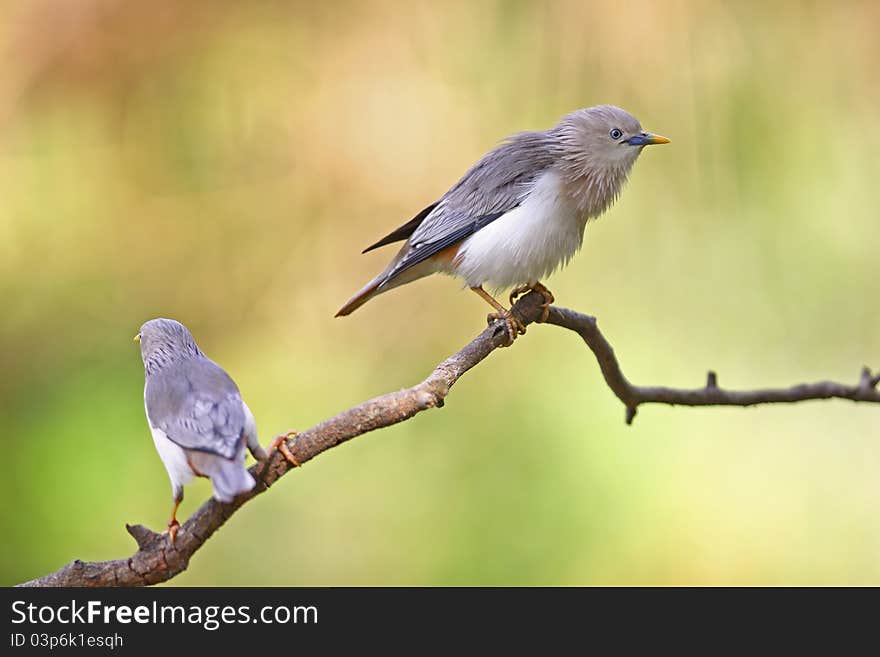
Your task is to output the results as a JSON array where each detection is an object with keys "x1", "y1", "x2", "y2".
[{"x1": 610, "y1": 128, "x2": 623, "y2": 140}]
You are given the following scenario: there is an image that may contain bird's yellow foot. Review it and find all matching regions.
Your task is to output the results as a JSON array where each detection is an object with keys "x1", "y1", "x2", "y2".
[
  {"x1": 509, "y1": 282, "x2": 555, "y2": 323},
  {"x1": 531, "y1": 282, "x2": 555, "y2": 323},
  {"x1": 471, "y1": 285, "x2": 525, "y2": 345},
  {"x1": 268, "y1": 431, "x2": 300, "y2": 467},
  {"x1": 508, "y1": 284, "x2": 531, "y2": 307},
  {"x1": 487, "y1": 310, "x2": 526, "y2": 345},
  {"x1": 164, "y1": 497, "x2": 182, "y2": 546},
  {"x1": 166, "y1": 519, "x2": 180, "y2": 546}
]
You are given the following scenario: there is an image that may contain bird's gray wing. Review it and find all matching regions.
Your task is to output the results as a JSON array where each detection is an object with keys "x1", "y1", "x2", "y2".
[
  {"x1": 145, "y1": 357, "x2": 245, "y2": 460},
  {"x1": 386, "y1": 130, "x2": 557, "y2": 279}
]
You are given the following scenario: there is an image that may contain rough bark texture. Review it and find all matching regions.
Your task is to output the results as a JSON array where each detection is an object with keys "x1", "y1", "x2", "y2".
[{"x1": 18, "y1": 292, "x2": 880, "y2": 586}]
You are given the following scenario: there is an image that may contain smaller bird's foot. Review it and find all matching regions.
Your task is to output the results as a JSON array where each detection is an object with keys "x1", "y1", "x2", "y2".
[
  {"x1": 165, "y1": 519, "x2": 180, "y2": 546},
  {"x1": 487, "y1": 311, "x2": 526, "y2": 346},
  {"x1": 163, "y1": 496, "x2": 182, "y2": 546},
  {"x1": 268, "y1": 431, "x2": 300, "y2": 467},
  {"x1": 509, "y1": 282, "x2": 555, "y2": 323}
]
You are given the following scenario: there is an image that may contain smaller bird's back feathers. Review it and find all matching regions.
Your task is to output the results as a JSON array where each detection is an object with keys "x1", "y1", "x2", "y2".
[{"x1": 145, "y1": 357, "x2": 245, "y2": 460}]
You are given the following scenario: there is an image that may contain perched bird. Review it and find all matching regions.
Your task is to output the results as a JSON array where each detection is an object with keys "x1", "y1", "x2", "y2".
[
  {"x1": 336, "y1": 105, "x2": 669, "y2": 341},
  {"x1": 135, "y1": 318, "x2": 297, "y2": 543}
]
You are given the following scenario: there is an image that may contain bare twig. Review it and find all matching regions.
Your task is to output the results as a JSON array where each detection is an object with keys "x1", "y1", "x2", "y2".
[
  {"x1": 544, "y1": 306, "x2": 880, "y2": 424},
  {"x1": 18, "y1": 293, "x2": 879, "y2": 586}
]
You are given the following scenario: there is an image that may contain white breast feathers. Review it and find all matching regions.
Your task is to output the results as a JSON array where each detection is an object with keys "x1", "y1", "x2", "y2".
[{"x1": 451, "y1": 169, "x2": 588, "y2": 291}]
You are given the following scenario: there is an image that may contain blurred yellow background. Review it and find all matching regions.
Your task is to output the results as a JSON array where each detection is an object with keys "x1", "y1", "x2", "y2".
[{"x1": 2, "y1": 0, "x2": 879, "y2": 586}]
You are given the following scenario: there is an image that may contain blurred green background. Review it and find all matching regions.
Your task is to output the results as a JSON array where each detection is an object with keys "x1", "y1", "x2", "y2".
[{"x1": 2, "y1": 0, "x2": 879, "y2": 586}]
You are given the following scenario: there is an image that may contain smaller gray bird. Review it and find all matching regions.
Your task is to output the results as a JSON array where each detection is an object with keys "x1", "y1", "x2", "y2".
[
  {"x1": 336, "y1": 105, "x2": 669, "y2": 342},
  {"x1": 135, "y1": 318, "x2": 297, "y2": 543}
]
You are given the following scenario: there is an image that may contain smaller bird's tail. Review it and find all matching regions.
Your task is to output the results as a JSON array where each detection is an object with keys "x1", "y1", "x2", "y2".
[
  {"x1": 335, "y1": 274, "x2": 386, "y2": 317},
  {"x1": 190, "y1": 450, "x2": 256, "y2": 503},
  {"x1": 210, "y1": 460, "x2": 255, "y2": 503}
]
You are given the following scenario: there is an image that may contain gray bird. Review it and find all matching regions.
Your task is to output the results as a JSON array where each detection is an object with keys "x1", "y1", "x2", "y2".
[
  {"x1": 336, "y1": 105, "x2": 669, "y2": 340},
  {"x1": 135, "y1": 318, "x2": 295, "y2": 543}
]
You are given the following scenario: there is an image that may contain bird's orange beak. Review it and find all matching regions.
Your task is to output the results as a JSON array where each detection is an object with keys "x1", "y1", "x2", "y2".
[
  {"x1": 133, "y1": 333, "x2": 141, "y2": 343},
  {"x1": 627, "y1": 132, "x2": 670, "y2": 146},
  {"x1": 645, "y1": 133, "x2": 670, "y2": 145}
]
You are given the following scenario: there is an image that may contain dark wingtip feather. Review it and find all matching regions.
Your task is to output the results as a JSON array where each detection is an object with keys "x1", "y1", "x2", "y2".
[{"x1": 360, "y1": 202, "x2": 438, "y2": 254}]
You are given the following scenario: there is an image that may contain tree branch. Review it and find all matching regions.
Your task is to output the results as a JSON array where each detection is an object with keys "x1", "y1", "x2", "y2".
[
  {"x1": 18, "y1": 293, "x2": 880, "y2": 586},
  {"x1": 543, "y1": 306, "x2": 880, "y2": 424}
]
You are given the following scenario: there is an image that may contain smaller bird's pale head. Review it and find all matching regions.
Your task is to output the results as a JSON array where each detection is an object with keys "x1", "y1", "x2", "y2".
[{"x1": 135, "y1": 318, "x2": 201, "y2": 373}]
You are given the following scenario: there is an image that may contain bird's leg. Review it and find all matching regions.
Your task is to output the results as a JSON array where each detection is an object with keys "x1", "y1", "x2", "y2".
[
  {"x1": 166, "y1": 491, "x2": 183, "y2": 546},
  {"x1": 508, "y1": 281, "x2": 555, "y2": 323},
  {"x1": 470, "y1": 286, "x2": 526, "y2": 345},
  {"x1": 268, "y1": 430, "x2": 300, "y2": 467}
]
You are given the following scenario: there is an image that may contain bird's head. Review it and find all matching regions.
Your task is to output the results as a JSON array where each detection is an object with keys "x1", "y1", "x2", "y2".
[
  {"x1": 134, "y1": 318, "x2": 201, "y2": 372},
  {"x1": 552, "y1": 105, "x2": 669, "y2": 213},
  {"x1": 557, "y1": 104, "x2": 669, "y2": 170}
]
